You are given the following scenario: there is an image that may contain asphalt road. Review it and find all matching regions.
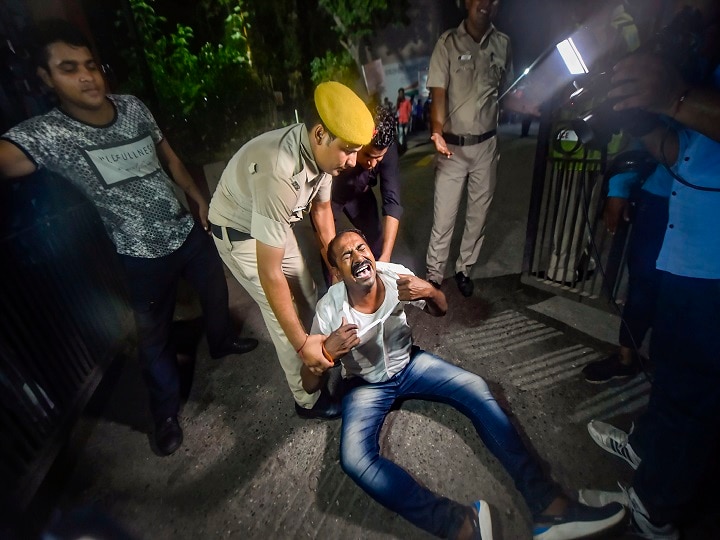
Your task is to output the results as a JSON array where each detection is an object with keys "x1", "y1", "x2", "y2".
[{"x1": 20, "y1": 125, "x2": 718, "y2": 540}]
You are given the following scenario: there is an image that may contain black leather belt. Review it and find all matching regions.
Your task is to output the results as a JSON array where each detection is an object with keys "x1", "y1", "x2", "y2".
[
  {"x1": 442, "y1": 130, "x2": 497, "y2": 146},
  {"x1": 210, "y1": 224, "x2": 252, "y2": 242}
]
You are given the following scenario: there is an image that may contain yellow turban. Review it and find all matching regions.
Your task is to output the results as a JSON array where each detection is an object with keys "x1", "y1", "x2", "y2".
[{"x1": 314, "y1": 81, "x2": 374, "y2": 146}]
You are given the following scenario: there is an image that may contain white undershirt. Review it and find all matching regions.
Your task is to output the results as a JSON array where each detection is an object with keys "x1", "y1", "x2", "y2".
[{"x1": 311, "y1": 262, "x2": 425, "y2": 383}]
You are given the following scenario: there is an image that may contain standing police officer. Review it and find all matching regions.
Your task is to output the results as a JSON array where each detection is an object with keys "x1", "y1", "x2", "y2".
[{"x1": 425, "y1": 0, "x2": 512, "y2": 297}]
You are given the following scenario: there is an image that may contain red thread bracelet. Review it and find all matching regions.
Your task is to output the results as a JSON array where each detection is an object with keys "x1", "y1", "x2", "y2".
[{"x1": 296, "y1": 334, "x2": 309, "y2": 356}]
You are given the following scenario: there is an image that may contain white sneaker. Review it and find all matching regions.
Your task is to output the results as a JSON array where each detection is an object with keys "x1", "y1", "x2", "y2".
[
  {"x1": 578, "y1": 482, "x2": 630, "y2": 508},
  {"x1": 587, "y1": 420, "x2": 642, "y2": 470},
  {"x1": 627, "y1": 487, "x2": 679, "y2": 540},
  {"x1": 472, "y1": 499, "x2": 493, "y2": 540}
]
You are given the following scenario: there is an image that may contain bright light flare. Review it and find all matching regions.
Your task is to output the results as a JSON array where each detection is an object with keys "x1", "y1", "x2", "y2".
[{"x1": 556, "y1": 38, "x2": 589, "y2": 75}]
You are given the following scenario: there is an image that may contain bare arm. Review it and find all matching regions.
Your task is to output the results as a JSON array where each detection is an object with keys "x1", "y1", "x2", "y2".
[
  {"x1": 0, "y1": 140, "x2": 37, "y2": 179},
  {"x1": 396, "y1": 274, "x2": 448, "y2": 317},
  {"x1": 301, "y1": 316, "x2": 359, "y2": 390},
  {"x1": 157, "y1": 139, "x2": 210, "y2": 230},
  {"x1": 609, "y1": 54, "x2": 720, "y2": 164},
  {"x1": 603, "y1": 197, "x2": 631, "y2": 235},
  {"x1": 300, "y1": 364, "x2": 323, "y2": 394},
  {"x1": 256, "y1": 239, "x2": 328, "y2": 371},
  {"x1": 376, "y1": 145, "x2": 402, "y2": 262},
  {"x1": 378, "y1": 215, "x2": 399, "y2": 262},
  {"x1": 665, "y1": 85, "x2": 720, "y2": 144},
  {"x1": 429, "y1": 87, "x2": 452, "y2": 157}
]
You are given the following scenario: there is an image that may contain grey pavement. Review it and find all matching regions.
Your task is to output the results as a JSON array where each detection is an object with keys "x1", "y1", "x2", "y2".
[{"x1": 24, "y1": 125, "x2": 717, "y2": 539}]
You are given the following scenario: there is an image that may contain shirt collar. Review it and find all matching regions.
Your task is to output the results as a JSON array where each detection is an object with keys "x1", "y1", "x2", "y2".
[{"x1": 458, "y1": 19, "x2": 495, "y2": 46}]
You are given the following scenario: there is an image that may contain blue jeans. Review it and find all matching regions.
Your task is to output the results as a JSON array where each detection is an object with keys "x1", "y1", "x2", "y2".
[
  {"x1": 339, "y1": 349, "x2": 559, "y2": 538},
  {"x1": 118, "y1": 223, "x2": 234, "y2": 422}
]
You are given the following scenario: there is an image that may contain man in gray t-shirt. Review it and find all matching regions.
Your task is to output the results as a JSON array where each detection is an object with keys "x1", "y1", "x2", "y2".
[{"x1": 0, "y1": 20, "x2": 257, "y2": 456}]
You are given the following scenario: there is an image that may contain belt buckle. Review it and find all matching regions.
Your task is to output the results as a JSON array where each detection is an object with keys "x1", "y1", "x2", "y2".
[{"x1": 458, "y1": 134, "x2": 467, "y2": 146}]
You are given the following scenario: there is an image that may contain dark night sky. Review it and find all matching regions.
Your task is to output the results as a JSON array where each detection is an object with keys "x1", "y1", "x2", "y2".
[{"x1": 496, "y1": 0, "x2": 579, "y2": 70}]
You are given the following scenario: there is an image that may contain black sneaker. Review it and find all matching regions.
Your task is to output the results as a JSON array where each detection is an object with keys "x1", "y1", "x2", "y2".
[
  {"x1": 455, "y1": 272, "x2": 474, "y2": 297},
  {"x1": 154, "y1": 416, "x2": 183, "y2": 456},
  {"x1": 210, "y1": 336, "x2": 259, "y2": 359},
  {"x1": 533, "y1": 500, "x2": 625, "y2": 539},
  {"x1": 295, "y1": 390, "x2": 342, "y2": 420},
  {"x1": 582, "y1": 353, "x2": 640, "y2": 384}
]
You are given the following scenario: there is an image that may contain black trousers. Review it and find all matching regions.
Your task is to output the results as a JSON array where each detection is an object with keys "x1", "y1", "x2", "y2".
[
  {"x1": 118, "y1": 224, "x2": 233, "y2": 422},
  {"x1": 618, "y1": 192, "x2": 668, "y2": 349},
  {"x1": 332, "y1": 189, "x2": 384, "y2": 257},
  {"x1": 631, "y1": 272, "x2": 720, "y2": 523}
]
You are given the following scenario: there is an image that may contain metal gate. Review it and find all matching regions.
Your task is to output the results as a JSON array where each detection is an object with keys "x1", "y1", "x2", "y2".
[
  {"x1": 0, "y1": 170, "x2": 133, "y2": 513},
  {"x1": 521, "y1": 115, "x2": 633, "y2": 310}
]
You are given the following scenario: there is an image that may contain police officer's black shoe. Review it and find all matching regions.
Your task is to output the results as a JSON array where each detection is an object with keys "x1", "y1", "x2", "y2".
[
  {"x1": 295, "y1": 391, "x2": 342, "y2": 420},
  {"x1": 211, "y1": 336, "x2": 259, "y2": 359},
  {"x1": 154, "y1": 416, "x2": 183, "y2": 456},
  {"x1": 455, "y1": 272, "x2": 474, "y2": 297}
]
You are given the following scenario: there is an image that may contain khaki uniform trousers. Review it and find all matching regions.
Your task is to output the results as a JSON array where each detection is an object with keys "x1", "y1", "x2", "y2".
[
  {"x1": 426, "y1": 137, "x2": 498, "y2": 283},
  {"x1": 213, "y1": 228, "x2": 319, "y2": 408}
]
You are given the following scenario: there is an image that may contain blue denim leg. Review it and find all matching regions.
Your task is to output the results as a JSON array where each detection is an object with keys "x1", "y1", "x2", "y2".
[
  {"x1": 339, "y1": 350, "x2": 559, "y2": 537},
  {"x1": 340, "y1": 372, "x2": 467, "y2": 538}
]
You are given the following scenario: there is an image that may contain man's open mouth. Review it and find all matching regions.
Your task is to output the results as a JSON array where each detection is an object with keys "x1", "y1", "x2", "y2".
[{"x1": 352, "y1": 260, "x2": 373, "y2": 279}]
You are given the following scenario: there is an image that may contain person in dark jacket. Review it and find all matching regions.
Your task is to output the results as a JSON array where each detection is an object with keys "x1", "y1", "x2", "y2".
[{"x1": 330, "y1": 106, "x2": 403, "y2": 262}]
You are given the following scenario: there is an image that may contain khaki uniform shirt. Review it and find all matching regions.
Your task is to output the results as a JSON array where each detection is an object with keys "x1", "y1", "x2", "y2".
[
  {"x1": 428, "y1": 21, "x2": 513, "y2": 136},
  {"x1": 209, "y1": 124, "x2": 330, "y2": 249}
]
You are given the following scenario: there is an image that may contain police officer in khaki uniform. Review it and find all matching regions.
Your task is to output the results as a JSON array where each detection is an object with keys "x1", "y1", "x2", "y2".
[
  {"x1": 209, "y1": 82, "x2": 374, "y2": 418},
  {"x1": 425, "y1": 0, "x2": 512, "y2": 297}
]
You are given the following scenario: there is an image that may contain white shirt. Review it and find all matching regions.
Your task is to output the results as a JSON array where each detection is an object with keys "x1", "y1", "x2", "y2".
[{"x1": 311, "y1": 262, "x2": 425, "y2": 383}]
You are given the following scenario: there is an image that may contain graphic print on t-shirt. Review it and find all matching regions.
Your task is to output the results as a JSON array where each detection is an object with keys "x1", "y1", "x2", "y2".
[{"x1": 82, "y1": 132, "x2": 161, "y2": 188}]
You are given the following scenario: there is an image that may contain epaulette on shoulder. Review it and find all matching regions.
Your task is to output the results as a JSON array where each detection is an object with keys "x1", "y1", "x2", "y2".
[
  {"x1": 437, "y1": 28, "x2": 455, "y2": 43},
  {"x1": 492, "y1": 28, "x2": 511, "y2": 44}
]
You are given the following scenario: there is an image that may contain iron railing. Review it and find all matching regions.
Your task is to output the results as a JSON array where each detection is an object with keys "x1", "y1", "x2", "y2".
[
  {"x1": 522, "y1": 114, "x2": 633, "y2": 310},
  {"x1": 0, "y1": 170, "x2": 133, "y2": 512}
]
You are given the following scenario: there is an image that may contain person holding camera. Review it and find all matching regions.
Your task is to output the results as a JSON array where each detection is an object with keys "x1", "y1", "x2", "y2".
[{"x1": 581, "y1": 2, "x2": 720, "y2": 537}]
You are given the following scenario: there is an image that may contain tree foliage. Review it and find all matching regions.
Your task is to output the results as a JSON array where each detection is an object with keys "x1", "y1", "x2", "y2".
[
  {"x1": 310, "y1": 50, "x2": 358, "y2": 86},
  {"x1": 316, "y1": 0, "x2": 409, "y2": 67},
  {"x1": 117, "y1": 0, "x2": 271, "y2": 161}
]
